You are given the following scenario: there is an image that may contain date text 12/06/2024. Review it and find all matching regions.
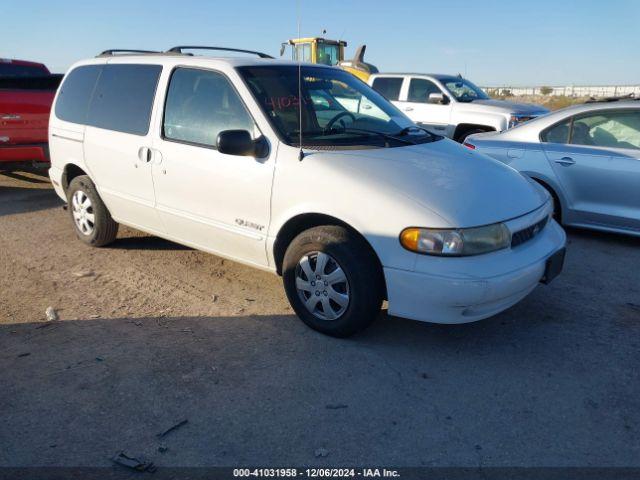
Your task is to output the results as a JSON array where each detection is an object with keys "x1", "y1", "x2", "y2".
[{"x1": 233, "y1": 468, "x2": 401, "y2": 478}]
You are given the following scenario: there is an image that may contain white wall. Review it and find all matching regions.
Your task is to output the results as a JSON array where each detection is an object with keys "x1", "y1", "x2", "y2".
[{"x1": 483, "y1": 85, "x2": 640, "y2": 97}]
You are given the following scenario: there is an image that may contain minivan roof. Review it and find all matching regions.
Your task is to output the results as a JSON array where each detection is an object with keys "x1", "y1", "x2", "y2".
[{"x1": 69, "y1": 54, "x2": 334, "y2": 71}]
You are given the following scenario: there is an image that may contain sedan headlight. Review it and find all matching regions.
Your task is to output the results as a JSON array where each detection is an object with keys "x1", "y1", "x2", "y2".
[{"x1": 400, "y1": 223, "x2": 511, "y2": 256}]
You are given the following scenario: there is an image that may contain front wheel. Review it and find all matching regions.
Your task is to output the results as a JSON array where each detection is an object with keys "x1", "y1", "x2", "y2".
[
  {"x1": 282, "y1": 225, "x2": 384, "y2": 337},
  {"x1": 457, "y1": 128, "x2": 487, "y2": 143}
]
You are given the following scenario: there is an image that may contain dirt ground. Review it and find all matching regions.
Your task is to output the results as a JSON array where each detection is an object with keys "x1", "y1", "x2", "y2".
[{"x1": 1, "y1": 168, "x2": 639, "y2": 471}]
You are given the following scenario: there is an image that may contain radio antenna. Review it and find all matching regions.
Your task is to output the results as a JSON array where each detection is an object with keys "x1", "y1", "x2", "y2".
[{"x1": 297, "y1": 0, "x2": 305, "y2": 161}]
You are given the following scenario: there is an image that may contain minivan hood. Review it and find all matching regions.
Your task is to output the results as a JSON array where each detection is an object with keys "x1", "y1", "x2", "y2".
[
  {"x1": 314, "y1": 139, "x2": 548, "y2": 227},
  {"x1": 464, "y1": 99, "x2": 549, "y2": 115}
]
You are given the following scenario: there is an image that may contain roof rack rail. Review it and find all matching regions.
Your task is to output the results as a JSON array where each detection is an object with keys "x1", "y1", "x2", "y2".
[
  {"x1": 166, "y1": 46, "x2": 274, "y2": 59},
  {"x1": 97, "y1": 49, "x2": 160, "y2": 57},
  {"x1": 585, "y1": 93, "x2": 637, "y2": 103}
]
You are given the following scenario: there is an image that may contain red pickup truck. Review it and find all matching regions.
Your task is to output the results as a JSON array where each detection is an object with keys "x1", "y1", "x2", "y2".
[{"x1": 0, "y1": 59, "x2": 63, "y2": 167}]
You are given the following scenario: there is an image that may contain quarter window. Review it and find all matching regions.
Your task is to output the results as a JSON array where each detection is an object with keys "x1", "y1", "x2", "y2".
[
  {"x1": 163, "y1": 68, "x2": 255, "y2": 148},
  {"x1": 371, "y1": 77, "x2": 403, "y2": 101},
  {"x1": 55, "y1": 65, "x2": 102, "y2": 124},
  {"x1": 541, "y1": 118, "x2": 571, "y2": 144},
  {"x1": 87, "y1": 64, "x2": 162, "y2": 135},
  {"x1": 407, "y1": 78, "x2": 441, "y2": 103}
]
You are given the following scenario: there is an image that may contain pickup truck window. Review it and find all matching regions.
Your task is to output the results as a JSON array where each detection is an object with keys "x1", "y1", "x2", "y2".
[
  {"x1": 163, "y1": 67, "x2": 255, "y2": 148},
  {"x1": 371, "y1": 77, "x2": 403, "y2": 101},
  {"x1": 0, "y1": 63, "x2": 48, "y2": 77},
  {"x1": 55, "y1": 65, "x2": 102, "y2": 124},
  {"x1": 407, "y1": 78, "x2": 441, "y2": 103},
  {"x1": 87, "y1": 64, "x2": 162, "y2": 136}
]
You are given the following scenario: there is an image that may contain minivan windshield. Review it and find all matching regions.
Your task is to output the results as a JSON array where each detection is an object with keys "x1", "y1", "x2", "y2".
[
  {"x1": 441, "y1": 77, "x2": 489, "y2": 102},
  {"x1": 238, "y1": 65, "x2": 438, "y2": 148}
]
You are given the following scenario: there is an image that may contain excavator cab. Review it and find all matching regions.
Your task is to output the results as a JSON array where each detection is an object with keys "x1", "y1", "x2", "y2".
[{"x1": 281, "y1": 38, "x2": 378, "y2": 82}]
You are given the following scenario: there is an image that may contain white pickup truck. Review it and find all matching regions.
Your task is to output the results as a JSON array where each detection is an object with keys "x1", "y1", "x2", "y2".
[{"x1": 369, "y1": 73, "x2": 549, "y2": 142}]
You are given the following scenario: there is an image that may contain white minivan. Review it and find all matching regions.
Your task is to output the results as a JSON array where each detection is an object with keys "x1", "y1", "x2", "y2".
[{"x1": 48, "y1": 47, "x2": 566, "y2": 337}]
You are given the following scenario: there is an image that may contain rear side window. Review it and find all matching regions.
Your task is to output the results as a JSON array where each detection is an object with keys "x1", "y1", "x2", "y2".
[
  {"x1": 571, "y1": 110, "x2": 640, "y2": 150},
  {"x1": 88, "y1": 64, "x2": 162, "y2": 135},
  {"x1": 55, "y1": 65, "x2": 102, "y2": 124},
  {"x1": 371, "y1": 77, "x2": 403, "y2": 101},
  {"x1": 163, "y1": 67, "x2": 255, "y2": 148}
]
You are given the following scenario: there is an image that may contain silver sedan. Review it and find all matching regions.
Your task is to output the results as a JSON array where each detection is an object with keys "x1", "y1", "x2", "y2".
[{"x1": 465, "y1": 100, "x2": 640, "y2": 237}]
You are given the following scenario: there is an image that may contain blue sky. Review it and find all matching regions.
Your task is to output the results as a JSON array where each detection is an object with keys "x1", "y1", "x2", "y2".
[{"x1": 4, "y1": 0, "x2": 640, "y2": 86}]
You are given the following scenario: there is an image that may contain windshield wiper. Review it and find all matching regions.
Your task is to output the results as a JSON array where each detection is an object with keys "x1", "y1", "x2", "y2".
[{"x1": 339, "y1": 127, "x2": 417, "y2": 146}]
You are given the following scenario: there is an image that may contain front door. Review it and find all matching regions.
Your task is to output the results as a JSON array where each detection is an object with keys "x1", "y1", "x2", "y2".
[
  {"x1": 397, "y1": 77, "x2": 453, "y2": 137},
  {"x1": 151, "y1": 67, "x2": 275, "y2": 267}
]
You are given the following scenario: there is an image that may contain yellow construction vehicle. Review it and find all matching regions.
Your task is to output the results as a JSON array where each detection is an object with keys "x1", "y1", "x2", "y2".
[{"x1": 280, "y1": 37, "x2": 378, "y2": 82}]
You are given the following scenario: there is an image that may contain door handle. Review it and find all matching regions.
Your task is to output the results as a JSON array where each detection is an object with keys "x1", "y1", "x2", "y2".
[
  {"x1": 404, "y1": 107, "x2": 414, "y2": 112},
  {"x1": 554, "y1": 156, "x2": 575, "y2": 166},
  {"x1": 137, "y1": 146, "x2": 152, "y2": 163}
]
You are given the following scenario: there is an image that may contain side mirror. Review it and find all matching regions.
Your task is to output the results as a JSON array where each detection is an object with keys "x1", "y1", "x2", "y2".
[
  {"x1": 428, "y1": 92, "x2": 448, "y2": 105},
  {"x1": 217, "y1": 130, "x2": 262, "y2": 157}
]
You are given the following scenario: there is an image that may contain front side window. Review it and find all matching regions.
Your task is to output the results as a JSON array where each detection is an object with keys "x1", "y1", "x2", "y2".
[
  {"x1": 571, "y1": 110, "x2": 640, "y2": 150},
  {"x1": 239, "y1": 66, "x2": 436, "y2": 148},
  {"x1": 88, "y1": 64, "x2": 162, "y2": 135},
  {"x1": 441, "y1": 77, "x2": 489, "y2": 102},
  {"x1": 407, "y1": 78, "x2": 442, "y2": 103},
  {"x1": 163, "y1": 68, "x2": 255, "y2": 147}
]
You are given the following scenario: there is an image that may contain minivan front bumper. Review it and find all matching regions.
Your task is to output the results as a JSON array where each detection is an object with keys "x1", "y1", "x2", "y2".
[{"x1": 384, "y1": 216, "x2": 566, "y2": 324}]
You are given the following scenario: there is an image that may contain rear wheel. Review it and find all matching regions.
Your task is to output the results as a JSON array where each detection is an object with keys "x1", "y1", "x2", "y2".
[
  {"x1": 67, "y1": 175, "x2": 118, "y2": 247},
  {"x1": 282, "y1": 225, "x2": 384, "y2": 337}
]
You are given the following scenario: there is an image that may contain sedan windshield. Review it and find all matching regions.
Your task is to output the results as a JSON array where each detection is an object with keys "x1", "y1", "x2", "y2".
[
  {"x1": 442, "y1": 77, "x2": 489, "y2": 102},
  {"x1": 238, "y1": 65, "x2": 438, "y2": 148}
]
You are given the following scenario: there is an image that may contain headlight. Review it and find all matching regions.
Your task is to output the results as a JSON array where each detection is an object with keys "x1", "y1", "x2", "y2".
[{"x1": 400, "y1": 223, "x2": 511, "y2": 256}]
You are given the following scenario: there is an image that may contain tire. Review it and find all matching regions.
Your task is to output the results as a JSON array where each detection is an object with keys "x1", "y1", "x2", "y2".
[
  {"x1": 457, "y1": 128, "x2": 487, "y2": 143},
  {"x1": 534, "y1": 180, "x2": 562, "y2": 224},
  {"x1": 282, "y1": 225, "x2": 384, "y2": 337},
  {"x1": 67, "y1": 175, "x2": 118, "y2": 247}
]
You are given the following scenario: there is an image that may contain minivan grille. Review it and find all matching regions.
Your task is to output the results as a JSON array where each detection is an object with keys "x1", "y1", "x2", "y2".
[{"x1": 511, "y1": 216, "x2": 549, "y2": 248}]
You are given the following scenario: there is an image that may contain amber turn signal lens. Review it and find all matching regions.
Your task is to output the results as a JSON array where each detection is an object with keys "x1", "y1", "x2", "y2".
[{"x1": 400, "y1": 228, "x2": 421, "y2": 252}]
